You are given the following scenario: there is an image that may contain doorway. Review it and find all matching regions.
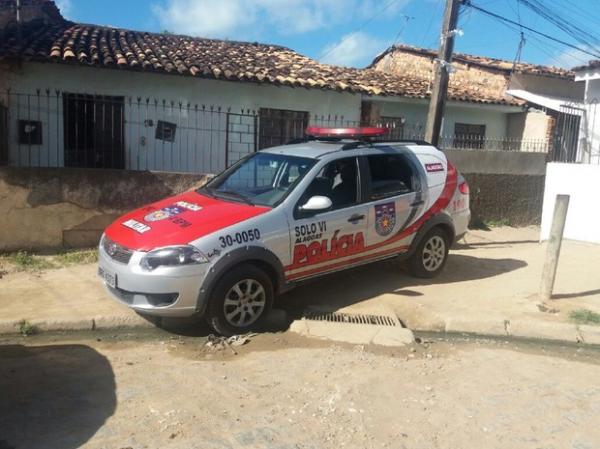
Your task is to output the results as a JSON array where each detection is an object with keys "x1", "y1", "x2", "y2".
[{"x1": 63, "y1": 93, "x2": 125, "y2": 168}]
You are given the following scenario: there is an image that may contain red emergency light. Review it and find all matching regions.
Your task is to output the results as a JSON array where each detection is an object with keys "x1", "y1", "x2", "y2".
[{"x1": 305, "y1": 126, "x2": 388, "y2": 139}]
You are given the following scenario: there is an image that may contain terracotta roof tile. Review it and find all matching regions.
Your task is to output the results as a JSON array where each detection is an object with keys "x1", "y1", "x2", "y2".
[
  {"x1": 369, "y1": 44, "x2": 580, "y2": 106},
  {"x1": 1, "y1": 20, "x2": 518, "y2": 105}
]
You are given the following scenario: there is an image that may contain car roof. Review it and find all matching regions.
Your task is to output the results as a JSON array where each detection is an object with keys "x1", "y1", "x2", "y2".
[{"x1": 260, "y1": 139, "x2": 435, "y2": 159}]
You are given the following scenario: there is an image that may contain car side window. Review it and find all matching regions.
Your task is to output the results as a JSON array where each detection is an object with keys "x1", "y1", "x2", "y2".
[
  {"x1": 297, "y1": 157, "x2": 359, "y2": 214},
  {"x1": 366, "y1": 154, "x2": 414, "y2": 201}
]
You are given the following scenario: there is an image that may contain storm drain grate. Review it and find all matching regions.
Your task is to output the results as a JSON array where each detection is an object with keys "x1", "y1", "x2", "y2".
[{"x1": 304, "y1": 312, "x2": 399, "y2": 327}]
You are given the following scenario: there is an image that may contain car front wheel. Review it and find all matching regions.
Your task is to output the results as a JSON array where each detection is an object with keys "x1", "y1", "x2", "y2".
[
  {"x1": 407, "y1": 227, "x2": 449, "y2": 278},
  {"x1": 206, "y1": 264, "x2": 273, "y2": 336}
]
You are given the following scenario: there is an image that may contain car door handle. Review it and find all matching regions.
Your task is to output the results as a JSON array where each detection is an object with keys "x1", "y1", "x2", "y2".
[
  {"x1": 410, "y1": 200, "x2": 424, "y2": 207},
  {"x1": 348, "y1": 214, "x2": 365, "y2": 224}
]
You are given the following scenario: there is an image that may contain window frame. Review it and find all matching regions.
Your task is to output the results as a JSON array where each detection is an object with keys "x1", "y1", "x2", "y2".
[
  {"x1": 453, "y1": 123, "x2": 486, "y2": 149},
  {"x1": 362, "y1": 153, "x2": 416, "y2": 202},
  {"x1": 294, "y1": 156, "x2": 363, "y2": 220}
]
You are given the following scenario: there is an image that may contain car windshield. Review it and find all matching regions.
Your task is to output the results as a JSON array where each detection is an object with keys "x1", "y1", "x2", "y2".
[{"x1": 200, "y1": 152, "x2": 317, "y2": 207}]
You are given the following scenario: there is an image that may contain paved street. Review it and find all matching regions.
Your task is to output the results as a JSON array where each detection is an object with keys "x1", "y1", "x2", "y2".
[{"x1": 1, "y1": 330, "x2": 600, "y2": 449}]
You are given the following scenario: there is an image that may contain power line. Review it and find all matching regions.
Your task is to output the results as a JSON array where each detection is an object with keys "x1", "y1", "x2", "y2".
[
  {"x1": 462, "y1": 0, "x2": 600, "y2": 59},
  {"x1": 516, "y1": 0, "x2": 600, "y2": 50}
]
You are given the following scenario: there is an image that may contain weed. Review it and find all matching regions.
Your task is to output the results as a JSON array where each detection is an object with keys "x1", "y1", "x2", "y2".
[
  {"x1": 484, "y1": 218, "x2": 511, "y2": 228},
  {"x1": 53, "y1": 249, "x2": 98, "y2": 266},
  {"x1": 7, "y1": 251, "x2": 55, "y2": 271},
  {"x1": 18, "y1": 319, "x2": 37, "y2": 336},
  {"x1": 569, "y1": 309, "x2": 600, "y2": 326}
]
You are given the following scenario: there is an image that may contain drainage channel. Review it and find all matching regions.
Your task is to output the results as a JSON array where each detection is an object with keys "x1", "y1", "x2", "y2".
[{"x1": 304, "y1": 311, "x2": 402, "y2": 328}]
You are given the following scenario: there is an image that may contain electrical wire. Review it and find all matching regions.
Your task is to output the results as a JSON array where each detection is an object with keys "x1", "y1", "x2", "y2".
[
  {"x1": 462, "y1": 1, "x2": 600, "y2": 59},
  {"x1": 516, "y1": 0, "x2": 600, "y2": 50}
]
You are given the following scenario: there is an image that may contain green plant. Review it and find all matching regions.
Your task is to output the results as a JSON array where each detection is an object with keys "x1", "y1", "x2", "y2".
[
  {"x1": 569, "y1": 309, "x2": 600, "y2": 326},
  {"x1": 484, "y1": 218, "x2": 511, "y2": 228},
  {"x1": 18, "y1": 319, "x2": 37, "y2": 336},
  {"x1": 53, "y1": 249, "x2": 98, "y2": 266},
  {"x1": 8, "y1": 251, "x2": 55, "y2": 271}
]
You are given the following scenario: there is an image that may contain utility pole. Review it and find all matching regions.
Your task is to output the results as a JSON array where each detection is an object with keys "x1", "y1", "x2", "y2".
[
  {"x1": 425, "y1": 0, "x2": 461, "y2": 146},
  {"x1": 540, "y1": 194, "x2": 570, "y2": 302}
]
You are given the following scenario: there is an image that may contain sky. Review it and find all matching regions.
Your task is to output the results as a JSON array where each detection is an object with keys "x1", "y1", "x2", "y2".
[{"x1": 54, "y1": 0, "x2": 600, "y2": 69}]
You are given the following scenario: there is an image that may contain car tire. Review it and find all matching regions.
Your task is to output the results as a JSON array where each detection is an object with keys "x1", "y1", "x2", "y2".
[
  {"x1": 206, "y1": 264, "x2": 274, "y2": 337},
  {"x1": 407, "y1": 227, "x2": 449, "y2": 278}
]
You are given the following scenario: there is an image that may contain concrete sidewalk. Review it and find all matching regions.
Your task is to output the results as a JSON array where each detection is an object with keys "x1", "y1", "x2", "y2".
[
  {"x1": 0, "y1": 264, "x2": 154, "y2": 334},
  {"x1": 284, "y1": 226, "x2": 600, "y2": 345},
  {"x1": 1, "y1": 226, "x2": 599, "y2": 344}
]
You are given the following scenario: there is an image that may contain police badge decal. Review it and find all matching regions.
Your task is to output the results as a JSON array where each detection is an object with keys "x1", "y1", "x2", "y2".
[{"x1": 374, "y1": 202, "x2": 396, "y2": 236}]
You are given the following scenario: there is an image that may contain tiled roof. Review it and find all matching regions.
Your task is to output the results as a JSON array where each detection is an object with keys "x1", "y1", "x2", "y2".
[
  {"x1": 371, "y1": 44, "x2": 574, "y2": 80},
  {"x1": 572, "y1": 60, "x2": 600, "y2": 72},
  {"x1": 370, "y1": 45, "x2": 578, "y2": 106},
  {"x1": 1, "y1": 9, "x2": 517, "y2": 105}
]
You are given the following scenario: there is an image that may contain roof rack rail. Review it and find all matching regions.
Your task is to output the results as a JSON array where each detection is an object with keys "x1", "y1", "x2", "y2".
[{"x1": 373, "y1": 139, "x2": 431, "y2": 146}]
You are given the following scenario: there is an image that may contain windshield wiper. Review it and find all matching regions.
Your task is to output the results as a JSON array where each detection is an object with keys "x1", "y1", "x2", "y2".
[
  {"x1": 199, "y1": 186, "x2": 217, "y2": 198},
  {"x1": 214, "y1": 190, "x2": 255, "y2": 206}
]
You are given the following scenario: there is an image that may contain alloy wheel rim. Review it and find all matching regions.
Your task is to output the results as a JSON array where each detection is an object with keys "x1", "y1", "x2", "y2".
[
  {"x1": 422, "y1": 235, "x2": 446, "y2": 272},
  {"x1": 223, "y1": 279, "x2": 266, "y2": 327}
]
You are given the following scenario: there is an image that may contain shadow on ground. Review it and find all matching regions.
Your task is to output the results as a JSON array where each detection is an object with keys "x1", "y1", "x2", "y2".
[
  {"x1": 0, "y1": 344, "x2": 116, "y2": 449},
  {"x1": 280, "y1": 254, "x2": 528, "y2": 315},
  {"x1": 454, "y1": 240, "x2": 539, "y2": 250},
  {"x1": 552, "y1": 288, "x2": 600, "y2": 300},
  {"x1": 140, "y1": 253, "x2": 528, "y2": 336}
]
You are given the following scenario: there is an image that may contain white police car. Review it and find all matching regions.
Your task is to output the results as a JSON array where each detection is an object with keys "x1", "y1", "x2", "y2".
[{"x1": 98, "y1": 127, "x2": 470, "y2": 335}]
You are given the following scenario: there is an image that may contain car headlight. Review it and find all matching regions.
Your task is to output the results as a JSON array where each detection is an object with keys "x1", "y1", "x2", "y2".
[{"x1": 140, "y1": 245, "x2": 208, "y2": 271}]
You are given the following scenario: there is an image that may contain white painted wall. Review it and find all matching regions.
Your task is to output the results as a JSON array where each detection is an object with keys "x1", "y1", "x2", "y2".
[
  {"x1": 578, "y1": 78, "x2": 600, "y2": 164},
  {"x1": 541, "y1": 163, "x2": 600, "y2": 244},
  {"x1": 376, "y1": 98, "x2": 515, "y2": 149},
  {"x1": 4, "y1": 62, "x2": 361, "y2": 173}
]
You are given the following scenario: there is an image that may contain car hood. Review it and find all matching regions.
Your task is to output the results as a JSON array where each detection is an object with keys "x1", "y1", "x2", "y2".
[{"x1": 104, "y1": 190, "x2": 270, "y2": 251}]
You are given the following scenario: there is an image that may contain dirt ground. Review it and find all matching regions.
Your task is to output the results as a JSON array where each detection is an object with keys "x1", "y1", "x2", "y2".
[{"x1": 1, "y1": 330, "x2": 600, "y2": 449}]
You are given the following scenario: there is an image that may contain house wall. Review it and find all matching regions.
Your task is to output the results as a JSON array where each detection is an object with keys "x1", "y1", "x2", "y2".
[
  {"x1": 541, "y1": 163, "x2": 600, "y2": 244},
  {"x1": 577, "y1": 78, "x2": 600, "y2": 164},
  {"x1": 3, "y1": 61, "x2": 362, "y2": 173},
  {"x1": 0, "y1": 161, "x2": 543, "y2": 252},
  {"x1": 506, "y1": 111, "x2": 551, "y2": 151},
  {"x1": 0, "y1": 166, "x2": 209, "y2": 250},
  {"x1": 509, "y1": 73, "x2": 584, "y2": 101},
  {"x1": 376, "y1": 99, "x2": 512, "y2": 146}
]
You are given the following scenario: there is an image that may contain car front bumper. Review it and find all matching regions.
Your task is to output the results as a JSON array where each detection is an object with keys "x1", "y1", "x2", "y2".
[{"x1": 98, "y1": 240, "x2": 209, "y2": 317}]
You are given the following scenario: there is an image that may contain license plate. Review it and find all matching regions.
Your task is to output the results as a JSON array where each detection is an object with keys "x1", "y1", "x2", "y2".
[{"x1": 98, "y1": 266, "x2": 117, "y2": 288}]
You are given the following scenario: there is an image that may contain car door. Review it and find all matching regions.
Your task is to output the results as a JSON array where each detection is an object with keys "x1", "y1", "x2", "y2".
[
  {"x1": 362, "y1": 152, "x2": 423, "y2": 256},
  {"x1": 286, "y1": 156, "x2": 369, "y2": 281}
]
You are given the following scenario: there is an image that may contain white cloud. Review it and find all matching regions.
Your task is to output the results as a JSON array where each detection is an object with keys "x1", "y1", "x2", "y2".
[
  {"x1": 55, "y1": 0, "x2": 73, "y2": 19},
  {"x1": 152, "y1": 0, "x2": 256, "y2": 38},
  {"x1": 319, "y1": 31, "x2": 386, "y2": 67},
  {"x1": 152, "y1": 0, "x2": 410, "y2": 39}
]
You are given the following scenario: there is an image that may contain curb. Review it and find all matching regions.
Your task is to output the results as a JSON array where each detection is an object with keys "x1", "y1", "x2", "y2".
[
  {"x1": 410, "y1": 315, "x2": 600, "y2": 346},
  {"x1": 289, "y1": 318, "x2": 415, "y2": 346},
  {"x1": 0, "y1": 314, "x2": 156, "y2": 336},
  {"x1": 2, "y1": 313, "x2": 599, "y2": 347}
]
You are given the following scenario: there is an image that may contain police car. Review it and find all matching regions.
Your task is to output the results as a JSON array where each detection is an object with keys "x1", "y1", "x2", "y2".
[{"x1": 98, "y1": 127, "x2": 470, "y2": 336}]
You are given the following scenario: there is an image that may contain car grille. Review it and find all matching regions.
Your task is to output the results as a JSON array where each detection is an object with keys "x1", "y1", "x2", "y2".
[{"x1": 102, "y1": 236, "x2": 133, "y2": 264}]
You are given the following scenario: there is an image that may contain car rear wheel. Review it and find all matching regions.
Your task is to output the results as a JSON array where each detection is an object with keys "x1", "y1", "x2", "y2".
[
  {"x1": 206, "y1": 264, "x2": 273, "y2": 336},
  {"x1": 407, "y1": 227, "x2": 449, "y2": 278}
]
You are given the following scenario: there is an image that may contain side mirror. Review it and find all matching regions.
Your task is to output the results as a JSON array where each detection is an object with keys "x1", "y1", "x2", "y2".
[{"x1": 299, "y1": 195, "x2": 332, "y2": 212}]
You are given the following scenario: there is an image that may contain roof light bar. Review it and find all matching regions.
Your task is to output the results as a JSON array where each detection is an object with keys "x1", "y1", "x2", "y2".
[{"x1": 305, "y1": 126, "x2": 388, "y2": 139}]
